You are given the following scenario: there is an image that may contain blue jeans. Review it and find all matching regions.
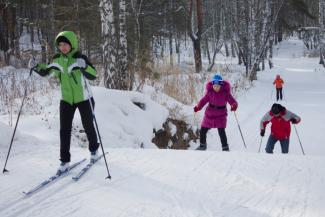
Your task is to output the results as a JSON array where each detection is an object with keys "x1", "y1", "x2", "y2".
[{"x1": 265, "y1": 135, "x2": 289, "y2": 154}]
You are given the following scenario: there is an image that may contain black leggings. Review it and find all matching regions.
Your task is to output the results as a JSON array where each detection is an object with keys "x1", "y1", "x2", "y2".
[
  {"x1": 60, "y1": 98, "x2": 99, "y2": 162},
  {"x1": 276, "y1": 88, "x2": 283, "y2": 101},
  {"x1": 200, "y1": 127, "x2": 229, "y2": 151}
]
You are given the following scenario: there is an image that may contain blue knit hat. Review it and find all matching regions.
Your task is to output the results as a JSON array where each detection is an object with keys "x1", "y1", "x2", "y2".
[{"x1": 212, "y1": 74, "x2": 223, "y2": 85}]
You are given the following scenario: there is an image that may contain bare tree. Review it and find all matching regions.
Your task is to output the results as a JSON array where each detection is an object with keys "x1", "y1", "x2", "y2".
[
  {"x1": 0, "y1": 2, "x2": 17, "y2": 65},
  {"x1": 188, "y1": 0, "x2": 204, "y2": 73}
]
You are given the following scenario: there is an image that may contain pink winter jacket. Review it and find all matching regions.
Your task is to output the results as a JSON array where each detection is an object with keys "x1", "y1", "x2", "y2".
[{"x1": 196, "y1": 81, "x2": 237, "y2": 128}]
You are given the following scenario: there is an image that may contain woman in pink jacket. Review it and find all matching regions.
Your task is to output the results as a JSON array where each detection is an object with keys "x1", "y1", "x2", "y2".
[{"x1": 194, "y1": 74, "x2": 238, "y2": 151}]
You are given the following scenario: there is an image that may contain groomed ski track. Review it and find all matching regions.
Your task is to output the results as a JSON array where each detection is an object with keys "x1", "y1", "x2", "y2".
[{"x1": 0, "y1": 39, "x2": 324, "y2": 217}]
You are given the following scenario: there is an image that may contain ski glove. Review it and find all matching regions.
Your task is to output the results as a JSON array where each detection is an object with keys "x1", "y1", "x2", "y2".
[
  {"x1": 230, "y1": 103, "x2": 238, "y2": 111},
  {"x1": 76, "y1": 58, "x2": 87, "y2": 69},
  {"x1": 290, "y1": 118, "x2": 298, "y2": 124},
  {"x1": 260, "y1": 129, "x2": 265, "y2": 137},
  {"x1": 194, "y1": 106, "x2": 200, "y2": 113},
  {"x1": 34, "y1": 63, "x2": 50, "y2": 77}
]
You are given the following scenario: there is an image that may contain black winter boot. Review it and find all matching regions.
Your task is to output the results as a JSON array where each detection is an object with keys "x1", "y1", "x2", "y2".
[
  {"x1": 222, "y1": 146, "x2": 229, "y2": 151},
  {"x1": 196, "y1": 143, "x2": 207, "y2": 150}
]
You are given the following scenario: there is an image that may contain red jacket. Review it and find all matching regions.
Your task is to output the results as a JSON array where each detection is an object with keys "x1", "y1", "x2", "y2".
[
  {"x1": 273, "y1": 78, "x2": 284, "y2": 88},
  {"x1": 260, "y1": 109, "x2": 301, "y2": 140}
]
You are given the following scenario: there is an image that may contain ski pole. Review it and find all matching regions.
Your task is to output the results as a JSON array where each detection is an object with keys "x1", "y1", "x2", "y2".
[
  {"x1": 2, "y1": 67, "x2": 36, "y2": 173},
  {"x1": 293, "y1": 125, "x2": 305, "y2": 155},
  {"x1": 270, "y1": 88, "x2": 274, "y2": 100},
  {"x1": 83, "y1": 76, "x2": 111, "y2": 179},
  {"x1": 258, "y1": 136, "x2": 263, "y2": 152},
  {"x1": 233, "y1": 111, "x2": 247, "y2": 149}
]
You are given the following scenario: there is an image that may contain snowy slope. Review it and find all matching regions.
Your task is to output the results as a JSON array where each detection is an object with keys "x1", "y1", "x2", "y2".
[
  {"x1": 0, "y1": 38, "x2": 324, "y2": 217},
  {"x1": 0, "y1": 86, "x2": 169, "y2": 149},
  {"x1": 223, "y1": 38, "x2": 325, "y2": 155},
  {"x1": 1, "y1": 149, "x2": 324, "y2": 217}
]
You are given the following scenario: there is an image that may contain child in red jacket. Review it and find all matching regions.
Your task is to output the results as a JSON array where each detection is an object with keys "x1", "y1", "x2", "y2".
[
  {"x1": 273, "y1": 75, "x2": 284, "y2": 101},
  {"x1": 260, "y1": 103, "x2": 301, "y2": 154}
]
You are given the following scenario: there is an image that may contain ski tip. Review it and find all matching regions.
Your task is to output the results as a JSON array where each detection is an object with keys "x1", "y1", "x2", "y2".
[
  {"x1": 72, "y1": 177, "x2": 78, "y2": 181},
  {"x1": 22, "y1": 191, "x2": 30, "y2": 197}
]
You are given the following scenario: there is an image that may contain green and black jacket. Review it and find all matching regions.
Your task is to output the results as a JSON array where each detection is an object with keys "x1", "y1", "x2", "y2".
[{"x1": 36, "y1": 31, "x2": 97, "y2": 105}]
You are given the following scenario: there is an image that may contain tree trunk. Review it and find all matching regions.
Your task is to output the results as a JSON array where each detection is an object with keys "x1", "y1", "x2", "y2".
[
  {"x1": 193, "y1": 38, "x2": 202, "y2": 73},
  {"x1": 99, "y1": 0, "x2": 118, "y2": 89},
  {"x1": 231, "y1": 42, "x2": 236, "y2": 57},
  {"x1": 175, "y1": 31, "x2": 181, "y2": 64},
  {"x1": 206, "y1": 39, "x2": 211, "y2": 64},
  {"x1": 269, "y1": 36, "x2": 274, "y2": 68},
  {"x1": 319, "y1": 0, "x2": 325, "y2": 67},
  {"x1": 169, "y1": 0, "x2": 173, "y2": 66},
  {"x1": 117, "y1": 0, "x2": 129, "y2": 90},
  {"x1": 225, "y1": 43, "x2": 229, "y2": 57},
  {"x1": 188, "y1": 0, "x2": 203, "y2": 73},
  {"x1": 207, "y1": 42, "x2": 222, "y2": 72},
  {"x1": 0, "y1": 3, "x2": 16, "y2": 65}
]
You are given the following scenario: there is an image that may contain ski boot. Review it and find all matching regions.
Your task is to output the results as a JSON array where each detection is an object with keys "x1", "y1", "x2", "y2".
[
  {"x1": 90, "y1": 151, "x2": 98, "y2": 163},
  {"x1": 56, "y1": 162, "x2": 70, "y2": 175},
  {"x1": 196, "y1": 143, "x2": 207, "y2": 151},
  {"x1": 222, "y1": 146, "x2": 230, "y2": 151}
]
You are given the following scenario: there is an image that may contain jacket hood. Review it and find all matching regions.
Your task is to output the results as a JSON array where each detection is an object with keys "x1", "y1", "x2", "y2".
[
  {"x1": 55, "y1": 31, "x2": 78, "y2": 55},
  {"x1": 206, "y1": 80, "x2": 230, "y2": 92}
]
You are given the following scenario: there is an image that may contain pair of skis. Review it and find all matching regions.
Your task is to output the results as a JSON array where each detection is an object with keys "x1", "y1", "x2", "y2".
[{"x1": 23, "y1": 153, "x2": 106, "y2": 197}]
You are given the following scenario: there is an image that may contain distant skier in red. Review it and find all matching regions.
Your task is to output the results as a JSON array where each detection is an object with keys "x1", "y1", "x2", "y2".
[{"x1": 273, "y1": 75, "x2": 284, "y2": 101}]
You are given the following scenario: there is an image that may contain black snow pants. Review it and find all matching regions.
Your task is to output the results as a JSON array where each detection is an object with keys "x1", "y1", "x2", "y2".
[
  {"x1": 276, "y1": 88, "x2": 283, "y2": 101},
  {"x1": 60, "y1": 98, "x2": 98, "y2": 162},
  {"x1": 200, "y1": 127, "x2": 229, "y2": 151}
]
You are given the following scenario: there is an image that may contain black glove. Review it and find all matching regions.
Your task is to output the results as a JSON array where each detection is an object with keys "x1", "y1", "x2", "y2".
[
  {"x1": 290, "y1": 118, "x2": 297, "y2": 124},
  {"x1": 34, "y1": 64, "x2": 50, "y2": 76},
  {"x1": 260, "y1": 129, "x2": 265, "y2": 137}
]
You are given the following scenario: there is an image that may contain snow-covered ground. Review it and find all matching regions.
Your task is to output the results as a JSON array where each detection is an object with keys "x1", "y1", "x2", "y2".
[{"x1": 0, "y1": 38, "x2": 324, "y2": 217}]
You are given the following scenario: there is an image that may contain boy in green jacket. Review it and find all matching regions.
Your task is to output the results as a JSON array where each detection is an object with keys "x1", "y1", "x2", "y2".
[{"x1": 35, "y1": 31, "x2": 99, "y2": 174}]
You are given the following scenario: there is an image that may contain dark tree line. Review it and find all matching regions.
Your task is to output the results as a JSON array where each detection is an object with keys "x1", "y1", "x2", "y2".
[{"x1": 0, "y1": 0, "x2": 319, "y2": 89}]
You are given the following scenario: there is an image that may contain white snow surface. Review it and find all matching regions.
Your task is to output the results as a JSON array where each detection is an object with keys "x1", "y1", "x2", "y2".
[{"x1": 0, "y1": 38, "x2": 324, "y2": 217}]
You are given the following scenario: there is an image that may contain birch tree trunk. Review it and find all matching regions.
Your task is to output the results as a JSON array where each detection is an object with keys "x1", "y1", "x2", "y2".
[
  {"x1": 319, "y1": 0, "x2": 325, "y2": 66},
  {"x1": 99, "y1": 0, "x2": 117, "y2": 89},
  {"x1": 130, "y1": 0, "x2": 143, "y2": 71},
  {"x1": 117, "y1": 0, "x2": 129, "y2": 90}
]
